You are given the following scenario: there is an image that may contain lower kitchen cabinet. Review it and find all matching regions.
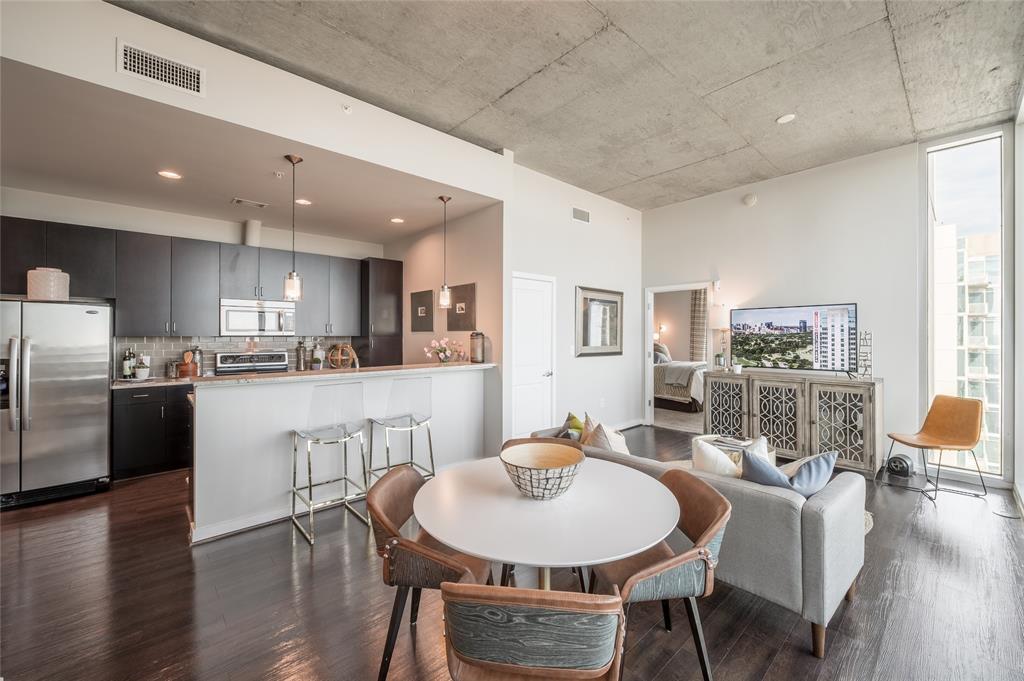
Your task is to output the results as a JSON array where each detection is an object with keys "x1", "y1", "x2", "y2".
[{"x1": 112, "y1": 385, "x2": 193, "y2": 479}]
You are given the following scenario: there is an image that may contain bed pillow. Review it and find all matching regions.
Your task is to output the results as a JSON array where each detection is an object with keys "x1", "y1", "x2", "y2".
[
  {"x1": 741, "y1": 450, "x2": 838, "y2": 498},
  {"x1": 653, "y1": 342, "x2": 672, "y2": 361},
  {"x1": 654, "y1": 351, "x2": 671, "y2": 364}
]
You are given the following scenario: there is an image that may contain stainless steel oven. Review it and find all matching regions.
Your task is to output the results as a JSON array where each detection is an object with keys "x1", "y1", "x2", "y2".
[{"x1": 219, "y1": 299, "x2": 295, "y2": 336}]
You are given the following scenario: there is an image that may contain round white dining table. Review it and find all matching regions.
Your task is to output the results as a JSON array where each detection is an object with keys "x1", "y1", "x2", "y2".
[{"x1": 413, "y1": 456, "x2": 680, "y2": 589}]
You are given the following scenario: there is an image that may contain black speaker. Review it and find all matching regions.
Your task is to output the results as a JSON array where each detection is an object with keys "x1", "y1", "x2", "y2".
[{"x1": 887, "y1": 454, "x2": 914, "y2": 478}]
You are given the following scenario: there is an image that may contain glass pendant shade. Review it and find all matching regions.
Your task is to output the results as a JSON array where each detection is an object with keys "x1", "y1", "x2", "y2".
[
  {"x1": 284, "y1": 270, "x2": 302, "y2": 301},
  {"x1": 439, "y1": 283, "x2": 452, "y2": 309}
]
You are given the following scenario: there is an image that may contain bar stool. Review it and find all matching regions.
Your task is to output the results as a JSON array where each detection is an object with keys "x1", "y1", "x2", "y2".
[
  {"x1": 292, "y1": 381, "x2": 369, "y2": 545},
  {"x1": 368, "y1": 377, "x2": 435, "y2": 481}
]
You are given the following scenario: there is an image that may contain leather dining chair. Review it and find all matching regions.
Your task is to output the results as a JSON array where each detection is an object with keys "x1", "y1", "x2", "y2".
[
  {"x1": 881, "y1": 394, "x2": 986, "y2": 501},
  {"x1": 366, "y1": 465, "x2": 494, "y2": 681},
  {"x1": 441, "y1": 581, "x2": 626, "y2": 680},
  {"x1": 588, "y1": 468, "x2": 731, "y2": 681}
]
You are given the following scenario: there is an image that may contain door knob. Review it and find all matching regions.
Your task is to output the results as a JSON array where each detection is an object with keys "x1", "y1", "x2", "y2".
[{"x1": 542, "y1": 370, "x2": 553, "y2": 377}]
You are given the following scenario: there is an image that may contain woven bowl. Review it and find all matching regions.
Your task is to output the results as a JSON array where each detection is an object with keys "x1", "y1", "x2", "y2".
[{"x1": 499, "y1": 442, "x2": 585, "y2": 500}]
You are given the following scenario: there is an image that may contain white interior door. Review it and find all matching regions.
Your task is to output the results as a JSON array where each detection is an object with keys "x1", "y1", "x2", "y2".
[{"x1": 511, "y1": 273, "x2": 556, "y2": 437}]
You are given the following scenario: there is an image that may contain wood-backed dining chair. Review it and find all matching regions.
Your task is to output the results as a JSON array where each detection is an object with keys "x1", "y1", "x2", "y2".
[
  {"x1": 366, "y1": 465, "x2": 494, "y2": 681},
  {"x1": 588, "y1": 468, "x2": 731, "y2": 681},
  {"x1": 881, "y1": 394, "x2": 986, "y2": 500},
  {"x1": 441, "y1": 581, "x2": 626, "y2": 680}
]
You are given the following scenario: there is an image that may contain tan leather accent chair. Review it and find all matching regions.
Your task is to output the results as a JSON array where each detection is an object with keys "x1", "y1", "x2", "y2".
[
  {"x1": 589, "y1": 468, "x2": 731, "y2": 681},
  {"x1": 366, "y1": 465, "x2": 493, "y2": 681},
  {"x1": 882, "y1": 395, "x2": 986, "y2": 500},
  {"x1": 442, "y1": 581, "x2": 626, "y2": 680}
]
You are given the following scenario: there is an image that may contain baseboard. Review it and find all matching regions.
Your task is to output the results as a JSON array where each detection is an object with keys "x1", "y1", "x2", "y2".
[
  {"x1": 616, "y1": 417, "x2": 644, "y2": 431},
  {"x1": 1014, "y1": 485, "x2": 1024, "y2": 517}
]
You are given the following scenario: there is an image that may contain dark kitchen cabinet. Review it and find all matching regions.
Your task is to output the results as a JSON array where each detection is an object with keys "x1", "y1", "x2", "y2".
[
  {"x1": 329, "y1": 256, "x2": 361, "y2": 337},
  {"x1": 0, "y1": 216, "x2": 46, "y2": 295},
  {"x1": 115, "y1": 231, "x2": 171, "y2": 336},
  {"x1": 220, "y1": 244, "x2": 260, "y2": 300},
  {"x1": 294, "y1": 252, "x2": 330, "y2": 336},
  {"x1": 258, "y1": 248, "x2": 293, "y2": 301},
  {"x1": 45, "y1": 222, "x2": 116, "y2": 298},
  {"x1": 112, "y1": 385, "x2": 192, "y2": 479},
  {"x1": 171, "y1": 238, "x2": 220, "y2": 336},
  {"x1": 354, "y1": 258, "x2": 403, "y2": 365}
]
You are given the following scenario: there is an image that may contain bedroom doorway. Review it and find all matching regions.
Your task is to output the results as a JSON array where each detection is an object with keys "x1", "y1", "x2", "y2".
[{"x1": 644, "y1": 282, "x2": 715, "y2": 432}]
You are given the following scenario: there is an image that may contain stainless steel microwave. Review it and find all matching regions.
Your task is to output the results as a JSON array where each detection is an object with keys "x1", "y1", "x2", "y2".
[{"x1": 220, "y1": 299, "x2": 296, "y2": 336}]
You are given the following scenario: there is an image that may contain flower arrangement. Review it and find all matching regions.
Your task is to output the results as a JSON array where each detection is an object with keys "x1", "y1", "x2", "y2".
[{"x1": 425, "y1": 337, "x2": 466, "y2": 364}]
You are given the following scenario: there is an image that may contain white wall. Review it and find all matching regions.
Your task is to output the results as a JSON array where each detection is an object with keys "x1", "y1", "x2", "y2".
[
  {"x1": 504, "y1": 166, "x2": 643, "y2": 433},
  {"x1": 384, "y1": 204, "x2": 504, "y2": 453},
  {"x1": 653, "y1": 290, "x2": 693, "y2": 361},
  {"x1": 643, "y1": 144, "x2": 921, "y2": 435},
  {"x1": 1, "y1": 186, "x2": 383, "y2": 258}
]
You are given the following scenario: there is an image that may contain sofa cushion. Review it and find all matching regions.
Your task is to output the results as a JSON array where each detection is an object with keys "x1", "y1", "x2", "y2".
[
  {"x1": 584, "y1": 422, "x2": 630, "y2": 455},
  {"x1": 741, "y1": 450, "x2": 838, "y2": 498},
  {"x1": 693, "y1": 439, "x2": 741, "y2": 477}
]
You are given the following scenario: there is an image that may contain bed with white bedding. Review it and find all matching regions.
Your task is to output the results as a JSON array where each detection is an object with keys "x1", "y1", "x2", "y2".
[{"x1": 653, "y1": 360, "x2": 706, "y2": 406}]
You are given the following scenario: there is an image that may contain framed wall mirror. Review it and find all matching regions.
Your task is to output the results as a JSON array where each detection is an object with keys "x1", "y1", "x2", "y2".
[{"x1": 575, "y1": 286, "x2": 623, "y2": 356}]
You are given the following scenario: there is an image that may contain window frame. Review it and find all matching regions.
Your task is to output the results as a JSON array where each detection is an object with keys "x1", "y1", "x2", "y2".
[{"x1": 920, "y1": 123, "x2": 1015, "y2": 485}]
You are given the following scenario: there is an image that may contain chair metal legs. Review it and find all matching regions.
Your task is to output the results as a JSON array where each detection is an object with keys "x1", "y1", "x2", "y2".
[
  {"x1": 378, "y1": 586, "x2": 409, "y2": 681},
  {"x1": 662, "y1": 599, "x2": 673, "y2": 631},
  {"x1": 878, "y1": 440, "x2": 988, "y2": 502},
  {"x1": 684, "y1": 597, "x2": 713, "y2": 681},
  {"x1": 409, "y1": 587, "x2": 422, "y2": 627}
]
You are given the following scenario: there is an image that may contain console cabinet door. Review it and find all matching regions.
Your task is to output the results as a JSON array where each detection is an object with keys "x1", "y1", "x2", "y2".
[
  {"x1": 116, "y1": 231, "x2": 171, "y2": 336},
  {"x1": 704, "y1": 375, "x2": 749, "y2": 438},
  {"x1": 45, "y1": 222, "x2": 116, "y2": 298},
  {"x1": 1, "y1": 216, "x2": 46, "y2": 295},
  {"x1": 171, "y1": 238, "x2": 220, "y2": 336},
  {"x1": 809, "y1": 382, "x2": 873, "y2": 471},
  {"x1": 750, "y1": 378, "x2": 806, "y2": 457},
  {"x1": 294, "y1": 252, "x2": 330, "y2": 336},
  {"x1": 258, "y1": 248, "x2": 293, "y2": 301},
  {"x1": 329, "y1": 257, "x2": 361, "y2": 336},
  {"x1": 220, "y1": 244, "x2": 260, "y2": 300}
]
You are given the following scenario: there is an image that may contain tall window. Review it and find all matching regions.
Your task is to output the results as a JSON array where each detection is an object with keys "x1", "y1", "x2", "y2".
[{"x1": 927, "y1": 132, "x2": 1005, "y2": 475}]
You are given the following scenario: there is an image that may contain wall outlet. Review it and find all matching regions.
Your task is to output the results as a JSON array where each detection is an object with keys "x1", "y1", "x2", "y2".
[{"x1": 599, "y1": 397, "x2": 606, "y2": 408}]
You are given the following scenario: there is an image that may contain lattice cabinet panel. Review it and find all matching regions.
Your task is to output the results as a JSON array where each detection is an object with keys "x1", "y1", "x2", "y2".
[
  {"x1": 810, "y1": 383, "x2": 875, "y2": 471},
  {"x1": 704, "y1": 375, "x2": 748, "y2": 438},
  {"x1": 751, "y1": 379, "x2": 805, "y2": 457}
]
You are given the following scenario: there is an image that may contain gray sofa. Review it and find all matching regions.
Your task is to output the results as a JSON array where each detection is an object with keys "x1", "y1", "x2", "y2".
[{"x1": 533, "y1": 427, "x2": 865, "y2": 658}]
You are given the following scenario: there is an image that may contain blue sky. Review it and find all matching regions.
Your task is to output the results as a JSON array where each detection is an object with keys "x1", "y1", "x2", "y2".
[
  {"x1": 732, "y1": 304, "x2": 855, "y2": 328},
  {"x1": 930, "y1": 136, "x2": 1002, "y2": 236}
]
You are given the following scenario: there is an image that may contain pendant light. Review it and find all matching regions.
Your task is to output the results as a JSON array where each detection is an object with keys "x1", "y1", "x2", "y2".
[
  {"x1": 283, "y1": 154, "x2": 303, "y2": 301},
  {"x1": 437, "y1": 195, "x2": 452, "y2": 309}
]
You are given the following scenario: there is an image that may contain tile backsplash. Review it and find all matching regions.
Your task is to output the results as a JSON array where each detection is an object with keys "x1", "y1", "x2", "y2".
[{"x1": 115, "y1": 336, "x2": 353, "y2": 377}]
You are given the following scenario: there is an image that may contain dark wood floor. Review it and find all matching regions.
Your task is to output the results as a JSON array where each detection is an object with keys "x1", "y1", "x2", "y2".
[{"x1": 2, "y1": 426, "x2": 1023, "y2": 680}]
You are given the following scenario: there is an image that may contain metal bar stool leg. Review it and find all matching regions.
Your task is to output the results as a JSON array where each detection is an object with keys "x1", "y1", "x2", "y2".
[
  {"x1": 306, "y1": 440, "x2": 315, "y2": 543},
  {"x1": 385, "y1": 428, "x2": 392, "y2": 472},
  {"x1": 425, "y1": 421, "x2": 436, "y2": 478},
  {"x1": 291, "y1": 432, "x2": 298, "y2": 526}
]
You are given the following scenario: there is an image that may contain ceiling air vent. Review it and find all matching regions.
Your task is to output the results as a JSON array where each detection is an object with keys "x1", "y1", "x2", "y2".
[
  {"x1": 231, "y1": 197, "x2": 269, "y2": 209},
  {"x1": 116, "y1": 39, "x2": 205, "y2": 97},
  {"x1": 572, "y1": 207, "x2": 591, "y2": 223}
]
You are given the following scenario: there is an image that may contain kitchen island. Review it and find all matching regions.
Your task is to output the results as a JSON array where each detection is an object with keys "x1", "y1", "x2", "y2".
[{"x1": 188, "y1": 362, "x2": 496, "y2": 543}]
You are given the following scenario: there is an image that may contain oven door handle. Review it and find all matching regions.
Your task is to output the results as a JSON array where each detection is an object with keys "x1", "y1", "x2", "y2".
[{"x1": 8, "y1": 336, "x2": 19, "y2": 431}]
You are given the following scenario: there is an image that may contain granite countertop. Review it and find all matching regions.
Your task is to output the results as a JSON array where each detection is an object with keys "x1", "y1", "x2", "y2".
[{"x1": 111, "y1": 361, "x2": 496, "y2": 390}]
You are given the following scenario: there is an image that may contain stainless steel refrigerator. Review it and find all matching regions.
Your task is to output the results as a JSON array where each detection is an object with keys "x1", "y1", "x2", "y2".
[{"x1": 1, "y1": 300, "x2": 111, "y2": 505}]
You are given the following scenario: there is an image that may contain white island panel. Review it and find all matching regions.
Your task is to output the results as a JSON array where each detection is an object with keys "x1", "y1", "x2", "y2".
[{"x1": 192, "y1": 364, "x2": 493, "y2": 542}]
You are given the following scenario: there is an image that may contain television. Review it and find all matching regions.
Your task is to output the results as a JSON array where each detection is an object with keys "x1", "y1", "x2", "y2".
[{"x1": 730, "y1": 303, "x2": 857, "y2": 372}]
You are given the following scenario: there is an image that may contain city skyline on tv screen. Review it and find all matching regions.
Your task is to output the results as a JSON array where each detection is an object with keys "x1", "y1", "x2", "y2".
[{"x1": 730, "y1": 304, "x2": 857, "y2": 371}]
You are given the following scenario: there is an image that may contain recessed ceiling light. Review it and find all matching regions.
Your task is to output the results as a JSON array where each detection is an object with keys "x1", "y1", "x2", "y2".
[
  {"x1": 157, "y1": 170, "x2": 182, "y2": 179},
  {"x1": 295, "y1": 198, "x2": 312, "y2": 206},
  {"x1": 775, "y1": 113, "x2": 797, "y2": 125},
  {"x1": 390, "y1": 217, "x2": 405, "y2": 224}
]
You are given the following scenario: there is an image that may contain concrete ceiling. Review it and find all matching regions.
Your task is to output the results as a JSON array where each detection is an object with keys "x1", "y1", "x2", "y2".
[
  {"x1": 0, "y1": 60, "x2": 496, "y2": 244},
  {"x1": 111, "y1": 0, "x2": 1024, "y2": 210}
]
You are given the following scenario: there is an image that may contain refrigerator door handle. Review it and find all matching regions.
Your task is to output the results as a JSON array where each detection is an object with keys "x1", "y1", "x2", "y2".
[
  {"x1": 21, "y1": 337, "x2": 31, "y2": 431},
  {"x1": 8, "y1": 336, "x2": 18, "y2": 431}
]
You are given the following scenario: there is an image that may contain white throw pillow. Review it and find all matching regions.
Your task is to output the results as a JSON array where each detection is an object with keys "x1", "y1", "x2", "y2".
[
  {"x1": 693, "y1": 436, "x2": 770, "y2": 478},
  {"x1": 581, "y1": 414, "x2": 631, "y2": 455},
  {"x1": 602, "y1": 426, "x2": 631, "y2": 455},
  {"x1": 693, "y1": 439, "x2": 741, "y2": 477}
]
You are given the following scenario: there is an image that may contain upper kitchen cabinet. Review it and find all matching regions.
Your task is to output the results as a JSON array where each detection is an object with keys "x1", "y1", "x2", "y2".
[
  {"x1": 45, "y1": 222, "x2": 115, "y2": 299},
  {"x1": 258, "y1": 248, "x2": 294, "y2": 301},
  {"x1": 171, "y1": 238, "x2": 219, "y2": 336},
  {"x1": 219, "y1": 244, "x2": 260, "y2": 300},
  {"x1": 116, "y1": 231, "x2": 171, "y2": 336},
  {"x1": 362, "y1": 258, "x2": 402, "y2": 337},
  {"x1": 293, "y1": 252, "x2": 330, "y2": 336},
  {"x1": 329, "y1": 257, "x2": 361, "y2": 337},
  {"x1": 1, "y1": 216, "x2": 46, "y2": 295}
]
